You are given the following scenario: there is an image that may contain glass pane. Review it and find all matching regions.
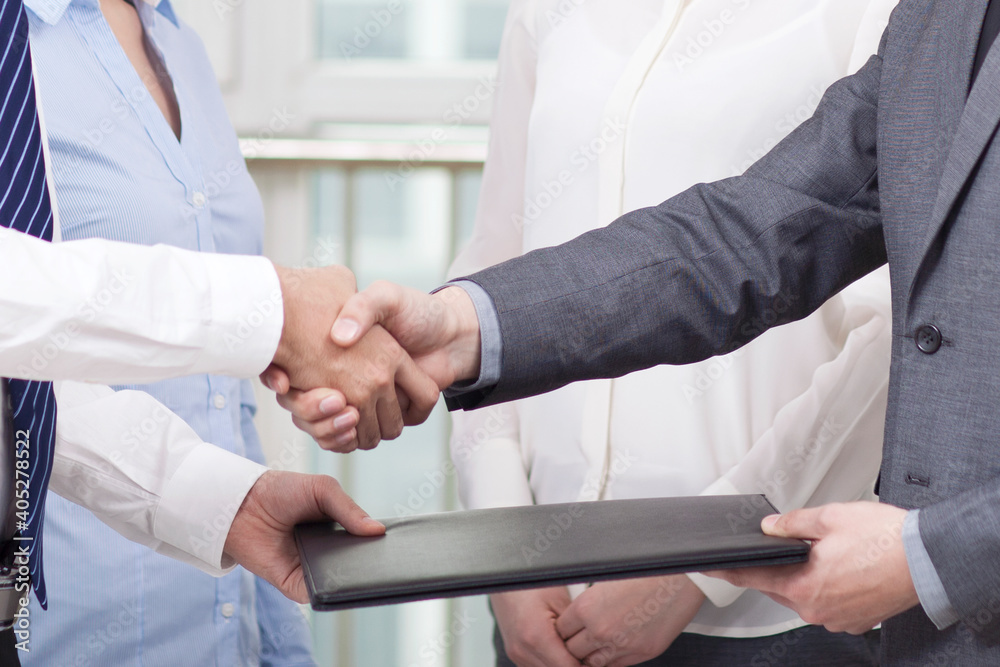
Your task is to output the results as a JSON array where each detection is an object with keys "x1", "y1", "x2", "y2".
[
  {"x1": 313, "y1": 168, "x2": 349, "y2": 266},
  {"x1": 317, "y1": 0, "x2": 507, "y2": 62}
]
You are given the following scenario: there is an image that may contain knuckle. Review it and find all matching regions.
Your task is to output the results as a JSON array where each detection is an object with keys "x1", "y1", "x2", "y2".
[
  {"x1": 322, "y1": 438, "x2": 350, "y2": 453},
  {"x1": 818, "y1": 504, "x2": 845, "y2": 529},
  {"x1": 505, "y1": 645, "x2": 529, "y2": 664}
]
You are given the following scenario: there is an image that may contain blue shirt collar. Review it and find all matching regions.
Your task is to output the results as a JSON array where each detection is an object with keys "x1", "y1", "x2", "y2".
[{"x1": 25, "y1": 0, "x2": 178, "y2": 28}]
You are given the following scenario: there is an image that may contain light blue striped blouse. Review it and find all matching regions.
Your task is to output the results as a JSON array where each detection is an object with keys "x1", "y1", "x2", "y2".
[{"x1": 22, "y1": 0, "x2": 316, "y2": 665}]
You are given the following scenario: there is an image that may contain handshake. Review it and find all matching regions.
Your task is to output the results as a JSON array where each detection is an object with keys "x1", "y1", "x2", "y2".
[
  {"x1": 224, "y1": 264, "x2": 488, "y2": 605},
  {"x1": 262, "y1": 264, "x2": 485, "y2": 451}
]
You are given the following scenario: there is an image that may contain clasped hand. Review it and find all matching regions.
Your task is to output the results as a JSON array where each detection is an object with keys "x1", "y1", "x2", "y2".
[
  {"x1": 264, "y1": 275, "x2": 482, "y2": 452},
  {"x1": 263, "y1": 267, "x2": 463, "y2": 451}
]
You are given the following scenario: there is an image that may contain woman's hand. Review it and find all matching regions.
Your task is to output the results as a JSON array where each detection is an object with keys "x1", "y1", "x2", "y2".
[
  {"x1": 491, "y1": 587, "x2": 580, "y2": 667},
  {"x1": 555, "y1": 575, "x2": 706, "y2": 667}
]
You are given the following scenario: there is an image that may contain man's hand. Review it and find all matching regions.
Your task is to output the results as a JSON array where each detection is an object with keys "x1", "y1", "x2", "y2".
[
  {"x1": 267, "y1": 265, "x2": 440, "y2": 450},
  {"x1": 223, "y1": 470, "x2": 385, "y2": 604},
  {"x1": 330, "y1": 282, "x2": 483, "y2": 389},
  {"x1": 274, "y1": 387, "x2": 361, "y2": 453},
  {"x1": 554, "y1": 576, "x2": 704, "y2": 667},
  {"x1": 263, "y1": 281, "x2": 482, "y2": 451},
  {"x1": 491, "y1": 588, "x2": 579, "y2": 667},
  {"x1": 710, "y1": 501, "x2": 919, "y2": 635}
]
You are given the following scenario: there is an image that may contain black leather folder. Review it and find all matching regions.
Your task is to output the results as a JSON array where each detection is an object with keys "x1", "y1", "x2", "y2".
[{"x1": 295, "y1": 495, "x2": 807, "y2": 612}]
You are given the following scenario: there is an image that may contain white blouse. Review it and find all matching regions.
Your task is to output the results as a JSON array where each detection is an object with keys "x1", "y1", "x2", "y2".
[{"x1": 450, "y1": 0, "x2": 899, "y2": 637}]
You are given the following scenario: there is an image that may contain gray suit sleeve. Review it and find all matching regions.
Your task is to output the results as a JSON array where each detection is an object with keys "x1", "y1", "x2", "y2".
[
  {"x1": 448, "y1": 52, "x2": 888, "y2": 411},
  {"x1": 919, "y1": 479, "x2": 1000, "y2": 638}
]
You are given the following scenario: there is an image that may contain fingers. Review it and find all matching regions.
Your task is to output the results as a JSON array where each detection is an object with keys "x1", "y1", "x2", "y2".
[
  {"x1": 279, "y1": 388, "x2": 362, "y2": 452},
  {"x1": 554, "y1": 602, "x2": 585, "y2": 641},
  {"x1": 395, "y1": 354, "x2": 441, "y2": 426},
  {"x1": 332, "y1": 281, "x2": 403, "y2": 347},
  {"x1": 277, "y1": 388, "x2": 346, "y2": 420},
  {"x1": 709, "y1": 564, "x2": 803, "y2": 597},
  {"x1": 503, "y1": 623, "x2": 581, "y2": 667},
  {"x1": 374, "y1": 392, "x2": 405, "y2": 442},
  {"x1": 260, "y1": 364, "x2": 291, "y2": 395},
  {"x1": 312, "y1": 475, "x2": 385, "y2": 537},
  {"x1": 356, "y1": 397, "x2": 383, "y2": 451}
]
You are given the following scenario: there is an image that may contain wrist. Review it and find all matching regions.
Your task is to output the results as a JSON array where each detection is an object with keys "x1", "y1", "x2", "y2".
[
  {"x1": 272, "y1": 264, "x2": 296, "y2": 368},
  {"x1": 435, "y1": 286, "x2": 482, "y2": 383},
  {"x1": 224, "y1": 470, "x2": 273, "y2": 559}
]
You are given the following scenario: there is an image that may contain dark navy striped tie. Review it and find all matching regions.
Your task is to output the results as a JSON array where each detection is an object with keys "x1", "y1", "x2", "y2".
[{"x1": 0, "y1": 0, "x2": 55, "y2": 608}]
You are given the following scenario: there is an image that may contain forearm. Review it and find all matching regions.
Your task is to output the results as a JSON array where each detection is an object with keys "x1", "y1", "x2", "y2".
[
  {"x1": 0, "y1": 229, "x2": 282, "y2": 383},
  {"x1": 452, "y1": 54, "x2": 887, "y2": 409},
  {"x1": 918, "y1": 479, "x2": 1000, "y2": 640},
  {"x1": 49, "y1": 381, "x2": 265, "y2": 575}
]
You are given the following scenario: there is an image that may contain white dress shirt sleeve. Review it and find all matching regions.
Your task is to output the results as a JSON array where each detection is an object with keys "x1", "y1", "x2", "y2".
[
  {"x1": 688, "y1": 269, "x2": 892, "y2": 607},
  {"x1": 446, "y1": 0, "x2": 539, "y2": 511},
  {"x1": 0, "y1": 227, "x2": 283, "y2": 384},
  {"x1": 48, "y1": 380, "x2": 267, "y2": 575}
]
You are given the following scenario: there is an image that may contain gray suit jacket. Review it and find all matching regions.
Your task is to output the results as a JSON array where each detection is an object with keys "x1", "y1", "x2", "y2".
[{"x1": 454, "y1": 1, "x2": 1000, "y2": 663}]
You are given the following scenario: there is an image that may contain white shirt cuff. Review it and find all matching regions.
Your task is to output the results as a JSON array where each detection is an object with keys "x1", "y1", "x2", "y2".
[
  {"x1": 153, "y1": 442, "x2": 268, "y2": 575},
  {"x1": 198, "y1": 253, "x2": 283, "y2": 378}
]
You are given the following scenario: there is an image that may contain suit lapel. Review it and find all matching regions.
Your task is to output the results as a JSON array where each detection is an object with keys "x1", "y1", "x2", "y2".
[{"x1": 910, "y1": 0, "x2": 997, "y2": 293}]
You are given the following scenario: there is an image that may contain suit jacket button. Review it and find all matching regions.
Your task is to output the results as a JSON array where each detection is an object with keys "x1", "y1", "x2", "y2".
[{"x1": 916, "y1": 325, "x2": 942, "y2": 354}]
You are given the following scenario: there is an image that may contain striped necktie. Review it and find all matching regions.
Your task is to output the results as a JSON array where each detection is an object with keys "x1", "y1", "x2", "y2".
[{"x1": 0, "y1": 0, "x2": 55, "y2": 609}]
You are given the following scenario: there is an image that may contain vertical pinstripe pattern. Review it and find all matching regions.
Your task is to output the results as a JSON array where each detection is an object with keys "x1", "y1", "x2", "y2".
[{"x1": 0, "y1": 0, "x2": 54, "y2": 609}]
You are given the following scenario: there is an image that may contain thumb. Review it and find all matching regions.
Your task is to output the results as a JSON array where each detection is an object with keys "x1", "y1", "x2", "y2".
[
  {"x1": 313, "y1": 476, "x2": 386, "y2": 537},
  {"x1": 761, "y1": 506, "x2": 830, "y2": 541},
  {"x1": 331, "y1": 281, "x2": 402, "y2": 347}
]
